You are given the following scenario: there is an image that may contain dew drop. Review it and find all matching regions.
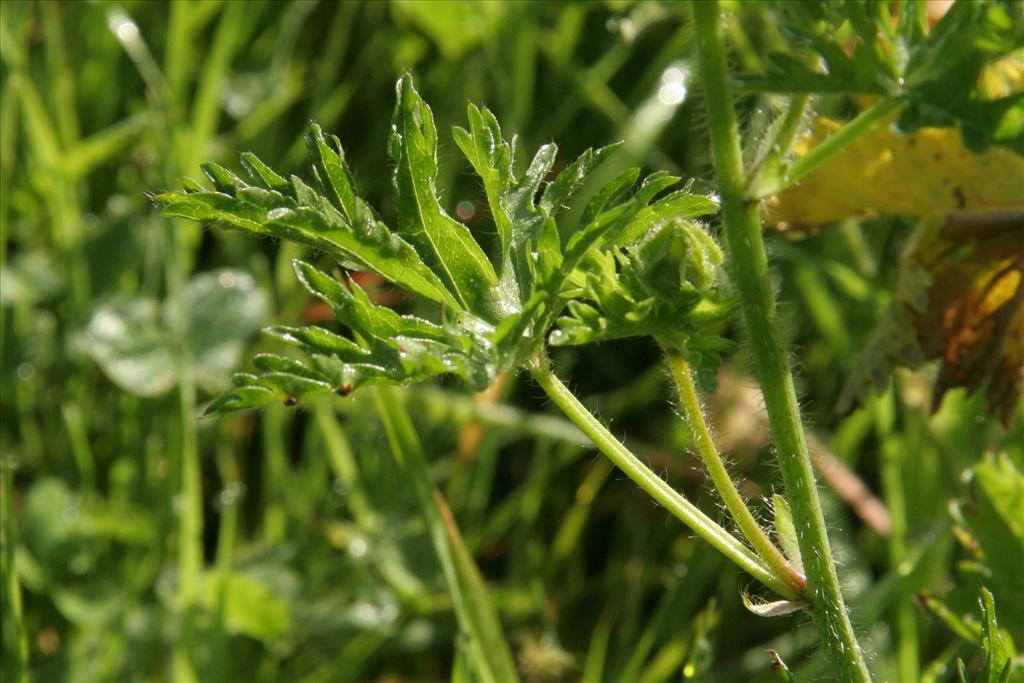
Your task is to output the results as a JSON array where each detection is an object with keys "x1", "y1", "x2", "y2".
[
  {"x1": 349, "y1": 537, "x2": 368, "y2": 559},
  {"x1": 16, "y1": 362, "x2": 35, "y2": 381},
  {"x1": 61, "y1": 504, "x2": 80, "y2": 523},
  {"x1": 219, "y1": 482, "x2": 245, "y2": 507},
  {"x1": 455, "y1": 200, "x2": 476, "y2": 221}
]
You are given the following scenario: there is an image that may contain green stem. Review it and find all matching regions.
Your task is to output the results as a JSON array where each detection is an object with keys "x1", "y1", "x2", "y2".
[
  {"x1": 691, "y1": 3, "x2": 871, "y2": 681},
  {"x1": 2, "y1": 458, "x2": 30, "y2": 683},
  {"x1": 528, "y1": 361, "x2": 799, "y2": 600},
  {"x1": 750, "y1": 97, "x2": 902, "y2": 199},
  {"x1": 261, "y1": 406, "x2": 289, "y2": 543},
  {"x1": 61, "y1": 403, "x2": 95, "y2": 491},
  {"x1": 211, "y1": 436, "x2": 241, "y2": 683},
  {"x1": 168, "y1": 223, "x2": 200, "y2": 683},
  {"x1": 875, "y1": 391, "x2": 918, "y2": 683},
  {"x1": 115, "y1": 3, "x2": 203, "y2": 674},
  {"x1": 314, "y1": 404, "x2": 377, "y2": 529},
  {"x1": 661, "y1": 345, "x2": 805, "y2": 594},
  {"x1": 746, "y1": 93, "x2": 810, "y2": 197},
  {"x1": 185, "y1": 1, "x2": 245, "y2": 175},
  {"x1": 173, "y1": 324, "x2": 201, "y2": 683}
]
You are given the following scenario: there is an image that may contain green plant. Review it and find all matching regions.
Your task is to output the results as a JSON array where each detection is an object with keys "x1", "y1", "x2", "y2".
[
  {"x1": 693, "y1": 3, "x2": 871, "y2": 678},
  {"x1": 152, "y1": 0, "x2": 1024, "y2": 674},
  {"x1": 7, "y1": 1, "x2": 1022, "y2": 680},
  {"x1": 157, "y1": 68, "x2": 832, "y2": 672}
]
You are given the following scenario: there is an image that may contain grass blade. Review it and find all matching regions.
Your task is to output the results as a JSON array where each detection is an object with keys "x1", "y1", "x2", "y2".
[{"x1": 374, "y1": 386, "x2": 520, "y2": 683}]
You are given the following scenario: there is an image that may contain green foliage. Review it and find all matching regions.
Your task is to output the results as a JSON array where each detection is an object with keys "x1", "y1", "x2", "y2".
[
  {"x1": 375, "y1": 386, "x2": 520, "y2": 683},
  {"x1": 5, "y1": 1, "x2": 1023, "y2": 682},
  {"x1": 899, "y1": 1, "x2": 1024, "y2": 152},
  {"x1": 389, "y1": 78, "x2": 500, "y2": 316},
  {"x1": 159, "y1": 127, "x2": 456, "y2": 308},
  {"x1": 200, "y1": 571, "x2": 291, "y2": 641},
  {"x1": 156, "y1": 76, "x2": 721, "y2": 414},
  {"x1": 957, "y1": 588, "x2": 1020, "y2": 683},
  {"x1": 737, "y1": 0, "x2": 1024, "y2": 152},
  {"x1": 738, "y1": 1, "x2": 906, "y2": 95},
  {"x1": 950, "y1": 453, "x2": 1024, "y2": 637}
]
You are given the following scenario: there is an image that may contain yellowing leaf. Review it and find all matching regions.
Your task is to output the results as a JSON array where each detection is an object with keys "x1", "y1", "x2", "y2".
[
  {"x1": 773, "y1": 109, "x2": 1024, "y2": 422},
  {"x1": 839, "y1": 214, "x2": 1024, "y2": 424},
  {"x1": 913, "y1": 216, "x2": 1024, "y2": 424},
  {"x1": 764, "y1": 115, "x2": 1024, "y2": 229}
]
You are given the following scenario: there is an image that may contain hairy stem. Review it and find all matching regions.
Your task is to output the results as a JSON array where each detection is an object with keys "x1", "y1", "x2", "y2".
[
  {"x1": 692, "y1": 3, "x2": 872, "y2": 681},
  {"x1": 528, "y1": 360, "x2": 799, "y2": 600},
  {"x1": 660, "y1": 344, "x2": 806, "y2": 594}
]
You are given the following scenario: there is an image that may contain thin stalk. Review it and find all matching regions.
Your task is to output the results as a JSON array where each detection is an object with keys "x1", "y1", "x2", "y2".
[
  {"x1": 2, "y1": 458, "x2": 29, "y2": 683},
  {"x1": 749, "y1": 97, "x2": 902, "y2": 199},
  {"x1": 108, "y1": 14, "x2": 200, "y2": 678},
  {"x1": 528, "y1": 361, "x2": 799, "y2": 600},
  {"x1": 766, "y1": 93, "x2": 812, "y2": 153},
  {"x1": 661, "y1": 345, "x2": 805, "y2": 594},
  {"x1": 313, "y1": 404, "x2": 377, "y2": 529},
  {"x1": 172, "y1": 303, "x2": 201, "y2": 683},
  {"x1": 875, "y1": 392, "x2": 919, "y2": 683},
  {"x1": 261, "y1": 406, "x2": 289, "y2": 543},
  {"x1": 165, "y1": 171, "x2": 200, "y2": 682},
  {"x1": 551, "y1": 458, "x2": 614, "y2": 565},
  {"x1": 186, "y1": 1, "x2": 245, "y2": 174},
  {"x1": 692, "y1": 3, "x2": 872, "y2": 681},
  {"x1": 61, "y1": 403, "x2": 95, "y2": 491},
  {"x1": 746, "y1": 93, "x2": 810, "y2": 197},
  {"x1": 211, "y1": 436, "x2": 241, "y2": 683},
  {"x1": 167, "y1": 145, "x2": 201, "y2": 683}
]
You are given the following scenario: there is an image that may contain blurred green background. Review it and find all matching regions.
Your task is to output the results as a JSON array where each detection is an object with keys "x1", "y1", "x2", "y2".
[{"x1": 2, "y1": 2, "x2": 1022, "y2": 682}]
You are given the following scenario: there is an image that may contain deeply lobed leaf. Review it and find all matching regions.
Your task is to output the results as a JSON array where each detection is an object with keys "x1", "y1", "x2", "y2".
[
  {"x1": 389, "y1": 76, "x2": 501, "y2": 318},
  {"x1": 156, "y1": 76, "x2": 725, "y2": 414},
  {"x1": 452, "y1": 103, "x2": 515, "y2": 267},
  {"x1": 205, "y1": 260, "x2": 496, "y2": 413},
  {"x1": 156, "y1": 128, "x2": 456, "y2": 308},
  {"x1": 737, "y1": 0, "x2": 1024, "y2": 152}
]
